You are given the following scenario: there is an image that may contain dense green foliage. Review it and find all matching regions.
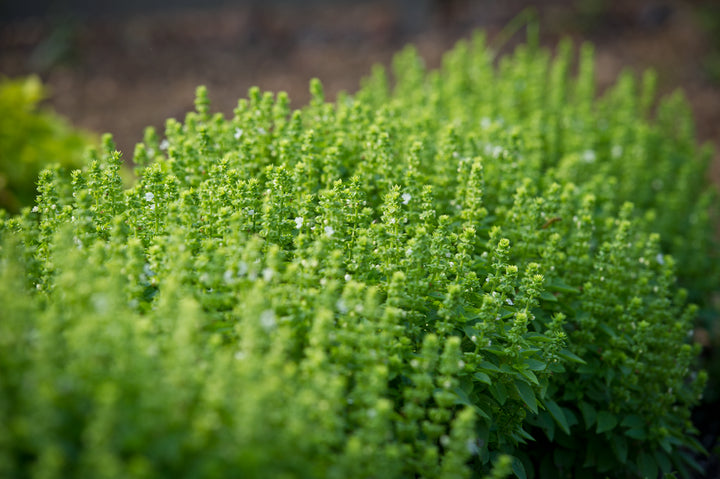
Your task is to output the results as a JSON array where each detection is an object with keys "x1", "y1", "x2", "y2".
[
  {"x1": 0, "y1": 75, "x2": 95, "y2": 213},
  {"x1": 0, "y1": 34, "x2": 715, "y2": 478}
]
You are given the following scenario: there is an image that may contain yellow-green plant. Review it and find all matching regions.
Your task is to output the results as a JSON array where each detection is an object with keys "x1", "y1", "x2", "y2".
[
  {"x1": 0, "y1": 75, "x2": 94, "y2": 213},
  {"x1": 0, "y1": 33, "x2": 714, "y2": 478}
]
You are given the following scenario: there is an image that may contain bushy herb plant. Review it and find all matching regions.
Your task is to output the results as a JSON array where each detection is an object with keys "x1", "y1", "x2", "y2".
[
  {"x1": 0, "y1": 75, "x2": 95, "y2": 213},
  {"x1": 0, "y1": 33, "x2": 714, "y2": 478}
]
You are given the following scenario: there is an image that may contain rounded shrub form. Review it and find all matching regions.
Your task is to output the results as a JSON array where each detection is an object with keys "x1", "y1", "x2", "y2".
[{"x1": 0, "y1": 34, "x2": 712, "y2": 478}]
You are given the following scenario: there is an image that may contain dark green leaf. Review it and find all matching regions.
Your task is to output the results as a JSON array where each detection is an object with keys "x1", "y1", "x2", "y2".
[
  {"x1": 537, "y1": 410, "x2": 555, "y2": 441},
  {"x1": 490, "y1": 382, "x2": 508, "y2": 405},
  {"x1": 679, "y1": 451, "x2": 704, "y2": 473},
  {"x1": 484, "y1": 348, "x2": 509, "y2": 358},
  {"x1": 500, "y1": 308, "x2": 515, "y2": 319},
  {"x1": 474, "y1": 372, "x2": 492, "y2": 385},
  {"x1": 637, "y1": 451, "x2": 658, "y2": 479},
  {"x1": 463, "y1": 325, "x2": 479, "y2": 339},
  {"x1": 517, "y1": 368, "x2": 539, "y2": 386},
  {"x1": 452, "y1": 386, "x2": 473, "y2": 407},
  {"x1": 653, "y1": 450, "x2": 671, "y2": 473},
  {"x1": 659, "y1": 436, "x2": 672, "y2": 454},
  {"x1": 514, "y1": 380, "x2": 538, "y2": 414},
  {"x1": 518, "y1": 347, "x2": 542, "y2": 357},
  {"x1": 539, "y1": 291, "x2": 558, "y2": 302},
  {"x1": 516, "y1": 427, "x2": 534, "y2": 442},
  {"x1": 477, "y1": 420, "x2": 490, "y2": 444},
  {"x1": 557, "y1": 348, "x2": 586, "y2": 364},
  {"x1": 474, "y1": 405, "x2": 491, "y2": 421},
  {"x1": 546, "y1": 279, "x2": 580, "y2": 294},
  {"x1": 596, "y1": 411, "x2": 617, "y2": 434},
  {"x1": 625, "y1": 428, "x2": 647, "y2": 440},
  {"x1": 611, "y1": 434, "x2": 628, "y2": 464},
  {"x1": 525, "y1": 333, "x2": 555, "y2": 343},
  {"x1": 511, "y1": 455, "x2": 527, "y2": 479},
  {"x1": 579, "y1": 401, "x2": 597, "y2": 430},
  {"x1": 620, "y1": 414, "x2": 644, "y2": 429},
  {"x1": 564, "y1": 408, "x2": 579, "y2": 428},
  {"x1": 523, "y1": 358, "x2": 547, "y2": 371},
  {"x1": 598, "y1": 323, "x2": 617, "y2": 339},
  {"x1": 680, "y1": 434, "x2": 707, "y2": 454},
  {"x1": 544, "y1": 399, "x2": 570, "y2": 435},
  {"x1": 478, "y1": 361, "x2": 501, "y2": 372},
  {"x1": 553, "y1": 447, "x2": 575, "y2": 469}
]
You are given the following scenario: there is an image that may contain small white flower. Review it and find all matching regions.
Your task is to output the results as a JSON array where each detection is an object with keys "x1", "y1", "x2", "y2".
[
  {"x1": 234, "y1": 128, "x2": 243, "y2": 139},
  {"x1": 234, "y1": 351, "x2": 246, "y2": 360},
  {"x1": 223, "y1": 269, "x2": 234, "y2": 284},
  {"x1": 582, "y1": 150, "x2": 596, "y2": 163},
  {"x1": 159, "y1": 139, "x2": 170, "y2": 150},
  {"x1": 656, "y1": 253, "x2": 665, "y2": 265},
  {"x1": 31, "y1": 206, "x2": 39, "y2": 213},
  {"x1": 92, "y1": 293, "x2": 109, "y2": 313},
  {"x1": 402, "y1": 193, "x2": 412, "y2": 205},
  {"x1": 257, "y1": 127, "x2": 266, "y2": 135},
  {"x1": 344, "y1": 274, "x2": 351, "y2": 281},
  {"x1": 260, "y1": 310, "x2": 276, "y2": 331},
  {"x1": 143, "y1": 263, "x2": 155, "y2": 277},
  {"x1": 294, "y1": 216, "x2": 304, "y2": 229},
  {"x1": 405, "y1": 248, "x2": 413, "y2": 257},
  {"x1": 144, "y1": 192, "x2": 155, "y2": 202},
  {"x1": 149, "y1": 203, "x2": 155, "y2": 211},
  {"x1": 506, "y1": 298, "x2": 514, "y2": 306},
  {"x1": 466, "y1": 439, "x2": 480, "y2": 455},
  {"x1": 247, "y1": 209, "x2": 255, "y2": 216},
  {"x1": 262, "y1": 268, "x2": 275, "y2": 282},
  {"x1": 336, "y1": 299, "x2": 348, "y2": 314},
  {"x1": 611, "y1": 145, "x2": 623, "y2": 158},
  {"x1": 324, "y1": 225, "x2": 334, "y2": 237}
]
